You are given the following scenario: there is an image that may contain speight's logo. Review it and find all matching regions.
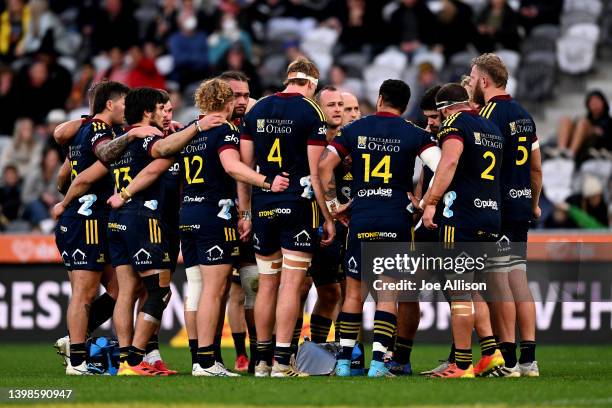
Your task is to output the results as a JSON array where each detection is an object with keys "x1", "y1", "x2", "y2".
[
  {"x1": 257, "y1": 119, "x2": 265, "y2": 132},
  {"x1": 357, "y1": 136, "x2": 367, "y2": 149}
]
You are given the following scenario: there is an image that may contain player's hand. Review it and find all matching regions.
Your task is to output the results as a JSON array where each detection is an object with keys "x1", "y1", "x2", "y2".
[
  {"x1": 333, "y1": 201, "x2": 351, "y2": 227},
  {"x1": 198, "y1": 114, "x2": 225, "y2": 131},
  {"x1": 128, "y1": 125, "x2": 163, "y2": 139},
  {"x1": 320, "y1": 219, "x2": 336, "y2": 247},
  {"x1": 271, "y1": 172, "x2": 290, "y2": 192},
  {"x1": 107, "y1": 193, "x2": 126, "y2": 209},
  {"x1": 238, "y1": 218, "x2": 252, "y2": 242},
  {"x1": 533, "y1": 205, "x2": 541, "y2": 220},
  {"x1": 422, "y1": 204, "x2": 438, "y2": 230},
  {"x1": 169, "y1": 121, "x2": 183, "y2": 133},
  {"x1": 51, "y1": 202, "x2": 65, "y2": 221},
  {"x1": 408, "y1": 192, "x2": 422, "y2": 213}
]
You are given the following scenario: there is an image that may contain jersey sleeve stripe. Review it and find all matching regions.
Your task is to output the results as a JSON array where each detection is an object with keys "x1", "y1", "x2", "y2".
[
  {"x1": 303, "y1": 98, "x2": 326, "y2": 122},
  {"x1": 307, "y1": 139, "x2": 327, "y2": 146},
  {"x1": 240, "y1": 133, "x2": 253, "y2": 141},
  {"x1": 218, "y1": 144, "x2": 239, "y2": 153},
  {"x1": 329, "y1": 141, "x2": 349, "y2": 157},
  {"x1": 445, "y1": 112, "x2": 461, "y2": 126},
  {"x1": 441, "y1": 134, "x2": 464, "y2": 144},
  {"x1": 418, "y1": 142, "x2": 437, "y2": 155}
]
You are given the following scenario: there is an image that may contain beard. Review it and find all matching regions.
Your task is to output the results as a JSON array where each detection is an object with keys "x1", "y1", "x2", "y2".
[{"x1": 472, "y1": 82, "x2": 486, "y2": 107}]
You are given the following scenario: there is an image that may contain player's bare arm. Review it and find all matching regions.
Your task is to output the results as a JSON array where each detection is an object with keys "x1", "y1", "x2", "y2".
[
  {"x1": 220, "y1": 149, "x2": 289, "y2": 192},
  {"x1": 107, "y1": 158, "x2": 175, "y2": 209},
  {"x1": 57, "y1": 158, "x2": 71, "y2": 194},
  {"x1": 51, "y1": 160, "x2": 109, "y2": 220},
  {"x1": 94, "y1": 126, "x2": 163, "y2": 163},
  {"x1": 421, "y1": 139, "x2": 463, "y2": 229},
  {"x1": 54, "y1": 118, "x2": 83, "y2": 146},
  {"x1": 318, "y1": 146, "x2": 350, "y2": 226},
  {"x1": 150, "y1": 114, "x2": 225, "y2": 158},
  {"x1": 309, "y1": 145, "x2": 336, "y2": 245},
  {"x1": 530, "y1": 146, "x2": 543, "y2": 219},
  {"x1": 238, "y1": 139, "x2": 255, "y2": 240}
]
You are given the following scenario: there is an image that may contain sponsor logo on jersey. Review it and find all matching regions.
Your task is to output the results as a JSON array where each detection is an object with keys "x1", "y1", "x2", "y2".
[
  {"x1": 293, "y1": 230, "x2": 312, "y2": 246},
  {"x1": 474, "y1": 198, "x2": 499, "y2": 210},
  {"x1": 133, "y1": 248, "x2": 152, "y2": 265},
  {"x1": 356, "y1": 187, "x2": 393, "y2": 198},
  {"x1": 473, "y1": 132, "x2": 503, "y2": 149},
  {"x1": 257, "y1": 119, "x2": 265, "y2": 132},
  {"x1": 108, "y1": 222, "x2": 127, "y2": 231},
  {"x1": 356, "y1": 231, "x2": 398, "y2": 239},
  {"x1": 224, "y1": 134, "x2": 239, "y2": 144},
  {"x1": 347, "y1": 256, "x2": 358, "y2": 274},
  {"x1": 509, "y1": 188, "x2": 532, "y2": 199},
  {"x1": 179, "y1": 224, "x2": 201, "y2": 231},
  {"x1": 206, "y1": 245, "x2": 224, "y2": 261},
  {"x1": 509, "y1": 119, "x2": 534, "y2": 135},
  {"x1": 357, "y1": 136, "x2": 367, "y2": 149},
  {"x1": 257, "y1": 208, "x2": 292, "y2": 218},
  {"x1": 183, "y1": 195, "x2": 207, "y2": 203},
  {"x1": 72, "y1": 249, "x2": 87, "y2": 265}
]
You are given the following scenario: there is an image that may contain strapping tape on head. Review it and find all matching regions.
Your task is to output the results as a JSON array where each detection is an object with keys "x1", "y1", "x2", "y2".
[
  {"x1": 287, "y1": 71, "x2": 319, "y2": 86},
  {"x1": 436, "y1": 99, "x2": 469, "y2": 110}
]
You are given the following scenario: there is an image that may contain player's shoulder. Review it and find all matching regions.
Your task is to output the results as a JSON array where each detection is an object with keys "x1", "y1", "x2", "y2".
[{"x1": 300, "y1": 96, "x2": 326, "y2": 122}]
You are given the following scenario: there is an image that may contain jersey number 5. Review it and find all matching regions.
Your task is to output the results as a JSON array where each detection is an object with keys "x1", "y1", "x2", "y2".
[
  {"x1": 362, "y1": 154, "x2": 392, "y2": 183},
  {"x1": 516, "y1": 136, "x2": 529, "y2": 165}
]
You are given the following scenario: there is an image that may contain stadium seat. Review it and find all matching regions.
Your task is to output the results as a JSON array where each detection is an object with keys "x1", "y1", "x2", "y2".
[
  {"x1": 557, "y1": 35, "x2": 597, "y2": 74},
  {"x1": 542, "y1": 157, "x2": 575, "y2": 204},
  {"x1": 563, "y1": 0, "x2": 603, "y2": 16},
  {"x1": 602, "y1": 4, "x2": 612, "y2": 46},
  {"x1": 521, "y1": 25, "x2": 559, "y2": 54},
  {"x1": 579, "y1": 159, "x2": 612, "y2": 186},
  {"x1": 496, "y1": 49, "x2": 521, "y2": 76},
  {"x1": 561, "y1": 10, "x2": 599, "y2": 32},
  {"x1": 373, "y1": 48, "x2": 408, "y2": 74},
  {"x1": 517, "y1": 51, "x2": 556, "y2": 101},
  {"x1": 363, "y1": 64, "x2": 402, "y2": 105},
  {"x1": 566, "y1": 23, "x2": 601, "y2": 43},
  {"x1": 412, "y1": 51, "x2": 445, "y2": 73},
  {"x1": 337, "y1": 53, "x2": 370, "y2": 78},
  {"x1": 445, "y1": 51, "x2": 478, "y2": 82}
]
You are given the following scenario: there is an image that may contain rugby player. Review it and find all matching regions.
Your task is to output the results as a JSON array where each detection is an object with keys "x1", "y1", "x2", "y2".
[
  {"x1": 52, "y1": 81, "x2": 162, "y2": 375},
  {"x1": 341, "y1": 92, "x2": 361, "y2": 126},
  {"x1": 420, "y1": 83, "x2": 505, "y2": 378},
  {"x1": 319, "y1": 79, "x2": 441, "y2": 377},
  {"x1": 240, "y1": 57, "x2": 334, "y2": 377},
  {"x1": 470, "y1": 53, "x2": 542, "y2": 377}
]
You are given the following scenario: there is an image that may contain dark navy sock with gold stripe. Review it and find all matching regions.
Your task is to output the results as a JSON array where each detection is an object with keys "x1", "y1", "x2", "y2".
[
  {"x1": 394, "y1": 337, "x2": 413, "y2": 364},
  {"x1": 69, "y1": 343, "x2": 87, "y2": 366},
  {"x1": 257, "y1": 340, "x2": 273, "y2": 365},
  {"x1": 372, "y1": 310, "x2": 396, "y2": 362},
  {"x1": 146, "y1": 334, "x2": 159, "y2": 354},
  {"x1": 519, "y1": 341, "x2": 536, "y2": 364},
  {"x1": 188, "y1": 339, "x2": 198, "y2": 365},
  {"x1": 119, "y1": 346, "x2": 130, "y2": 363},
  {"x1": 479, "y1": 336, "x2": 498, "y2": 356},
  {"x1": 274, "y1": 344, "x2": 292, "y2": 366},
  {"x1": 500, "y1": 342, "x2": 517, "y2": 367},
  {"x1": 127, "y1": 346, "x2": 145, "y2": 367},
  {"x1": 310, "y1": 314, "x2": 333, "y2": 343},
  {"x1": 455, "y1": 348, "x2": 472, "y2": 370},
  {"x1": 338, "y1": 311, "x2": 361, "y2": 360},
  {"x1": 291, "y1": 318, "x2": 303, "y2": 353},
  {"x1": 213, "y1": 335, "x2": 224, "y2": 365},
  {"x1": 197, "y1": 345, "x2": 215, "y2": 369}
]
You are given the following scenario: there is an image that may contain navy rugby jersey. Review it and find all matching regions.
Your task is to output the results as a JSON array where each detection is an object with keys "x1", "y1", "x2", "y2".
[
  {"x1": 242, "y1": 93, "x2": 327, "y2": 204},
  {"x1": 179, "y1": 122, "x2": 240, "y2": 210},
  {"x1": 480, "y1": 95, "x2": 537, "y2": 222},
  {"x1": 437, "y1": 110, "x2": 503, "y2": 233},
  {"x1": 64, "y1": 118, "x2": 115, "y2": 217},
  {"x1": 108, "y1": 126, "x2": 164, "y2": 212},
  {"x1": 329, "y1": 112, "x2": 436, "y2": 219}
]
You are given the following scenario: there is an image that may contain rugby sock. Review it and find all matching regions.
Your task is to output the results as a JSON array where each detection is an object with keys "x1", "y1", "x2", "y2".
[
  {"x1": 127, "y1": 346, "x2": 145, "y2": 366},
  {"x1": 247, "y1": 326, "x2": 257, "y2": 372},
  {"x1": 338, "y1": 311, "x2": 361, "y2": 360},
  {"x1": 146, "y1": 334, "x2": 159, "y2": 354},
  {"x1": 310, "y1": 314, "x2": 333, "y2": 343},
  {"x1": 274, "y1": 342, "x2": 292, "y2": 366},
  {"x1": 519, "y1": 341, "x2": 536, "y2": 364},
  {"x1": 119, "y1": 346, "x2": 130, "y2": 363},
  {"x1": 479, "y1": 336, "x2": 498, "y2": 356},
  {"x1": 69, "y1": 343, "x2": 87, "y2": 367},
  {"x1": 372, "y1": 310, "x2": 397, "y2": 362},
  {"x1": 213, "y1": 335, "x2": 224, "y2": 365},
  {"x1": 197, "y1": 345, "x2": 215, "y2": 369},
  {"x1": 393, "y1": 337, "x2": 413, "y2": 365},
  {"x1": 448, "y1": 343, "x2": 456, "y2": 363},
  {"x1": 257, "y1": 340, "x2": 273, "y2": 365},
  {"x1": 500, "y1": 342, "x2": 517, "y2": 367},
  {"x1": 291, "y1": 317, "x2": 303, "y2": 353},
  {"x1": 87, "y1": 293, "x2": 115, "y2": 334},
  {"x1": 188, "y1": 339, "x2": 198, "y2": 365},
  {"x1": 334, "y1": 316, "x2": 342, "y2": 342},
  {"x1": 232, "y1": 332, "x2": 247, "y2": 357},
  {"x1": 455, "y1": 348, "x2": 472, "y2": 370}
]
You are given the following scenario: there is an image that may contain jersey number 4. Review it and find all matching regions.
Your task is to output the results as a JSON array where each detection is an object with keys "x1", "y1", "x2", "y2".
[
  {"x1": 267, "y1": 137, "x2": 282, "y2": 168},
  {"x1": 362, "y1": 154, "x2": 392, "y2": 183}
]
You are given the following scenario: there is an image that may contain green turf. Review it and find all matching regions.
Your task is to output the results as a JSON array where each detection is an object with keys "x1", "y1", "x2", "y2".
[{"x1": 1, "y1": 344, "x2": 611, "y2": 407}]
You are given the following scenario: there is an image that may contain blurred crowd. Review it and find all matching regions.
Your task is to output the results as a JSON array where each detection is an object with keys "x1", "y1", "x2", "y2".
[{"x1": 1, "y1": 0, "x2": 609, "y2": 232}]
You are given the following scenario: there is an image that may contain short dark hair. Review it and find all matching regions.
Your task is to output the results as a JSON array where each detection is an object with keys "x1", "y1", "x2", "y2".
[
  {"x1": 420, "y1": 85, "x2": 442, "y2": 111},
  {"x1": 124, "y1": 87, "x2": 167, "y2": 125},
  {"x1": 218, "y1": 70, "x2": 249, "y2": 82},
  {"x1": 315, "y1": 85, "x2": 339, "y2": 104},
  {"x1": 436, "y1": 83, "x2": 469, "y2": 107},
  {"x1": 92, "y1": 81, "x2": 129, "y2": 115},
  {"x1": 379, "y1": 79, "x2": 411, "y2": 112},
  {"x1": 158, "y1": 89, "x2": 171, "y2": 104}
]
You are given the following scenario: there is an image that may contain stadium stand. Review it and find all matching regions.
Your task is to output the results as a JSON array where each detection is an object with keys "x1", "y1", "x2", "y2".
[{"x1": 0, "y1": 0, "x2": 610, "y2": 232}]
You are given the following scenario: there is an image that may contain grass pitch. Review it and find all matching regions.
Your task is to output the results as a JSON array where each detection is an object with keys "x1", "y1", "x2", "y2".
[{"x1": 1, "y1": 344, "x2": 611, "y2": 407}]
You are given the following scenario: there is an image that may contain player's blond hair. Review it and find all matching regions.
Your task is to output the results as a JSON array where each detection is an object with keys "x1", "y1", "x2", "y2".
[
  {"x1": 194, "y1": 78, "x2": 234, "y2": 113},
  {"x1": 285, "y1": 57, "x2": 320, "y2": 86},
  {"x1": 471, "y1": 53, "x2": 508, "y2": 88}
]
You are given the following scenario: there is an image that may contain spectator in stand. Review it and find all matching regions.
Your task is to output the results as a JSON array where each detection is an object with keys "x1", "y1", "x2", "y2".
[
  {"x1": 336, "y1": 0, "x2": 387, "y2": 54},
  {"x1": 475, "y1": 0, "x2": 521, "y2": 52},
  {"x1": 0, "y1": 164, "x2": 22, "y2": 229},
  {"x1": 208, "y1": 12, "x2": 253, "y2": 67},
  {"x1": 0, "y1": 0, "x2": 30, "y2": 62},
  {"x1": 567, "y1": 175, "x2": 609, "y2": 228},
  {"x1": 0, "y1": 64, "x2": 18, "y2": 135},
  {"x1": 519, "y1": 0, "x2": 563, "y2": 34},
  {"x1": 168, "y1": 12, "x2": 209, "y2": 89},
  {"x1": 328, "y1": 63, "x2": 363, "y2": 100},
  {"x1": 125, "y1": 45, "x2": 166, "y2": 89},
  {"x1": 67, "y1": 62, "x2": 95, "y2": 111},
  {"x1": 16, "y1": 0, "x2": 66, "y2": 57},
  {"x1": 557, "y1": 90, "x2": 612, "y2": 161},
  {"x1": 216, "y1": 43, "x2": 261, "y2": 98},
  {"x1": 0, "y1": 117, "x2": 43, "y2": 177},
  {"x1": 543, "y1": 202, "x2": 578, "y2": 229},
  {"x1": 21, "y1": 146, "x2": 62, "y2": 232},
  {"x1": 42, "y1": 109, "x2": 67, "y2": 158},
  {"x1": 437, "y1": 0, "x2": 477, "y2": 59},
  {"x1": 390, "y1": 0, "x2": 440, "y2": 58},
  {"x1": 248, "y1": 0, "x2": 294, "y2": 42},
  {"x1": 95, "y1": 47, "x2": 129, "y2": 84},
  {"x1": 407, "y1": 62, "x2": 439, "y2": 124},
  {"x1": 145, "y1": 0, "x2": 180, "y2": 48},
  {"x1": 90, "y1": 0, "x2": 138, "y2": 53}
]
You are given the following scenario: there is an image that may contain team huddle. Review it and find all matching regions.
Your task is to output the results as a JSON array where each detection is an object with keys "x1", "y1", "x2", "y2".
[{"x1": 51, "y1": 53, "x2": 542, "y2": 379}]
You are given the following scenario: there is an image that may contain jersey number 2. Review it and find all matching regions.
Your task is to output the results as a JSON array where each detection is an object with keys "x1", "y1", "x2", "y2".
[{"x1": 481, "y1": 151, "x2": 496, "y2": 180}]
